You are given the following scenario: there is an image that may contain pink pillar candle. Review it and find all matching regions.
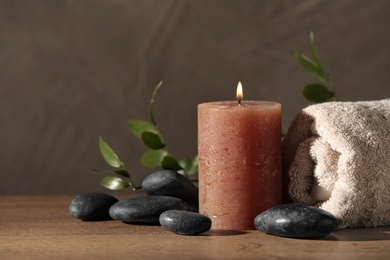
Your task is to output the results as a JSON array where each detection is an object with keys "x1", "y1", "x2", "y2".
[{"x1": 198, "y1": 100, "x2": 282, "y2": 230}]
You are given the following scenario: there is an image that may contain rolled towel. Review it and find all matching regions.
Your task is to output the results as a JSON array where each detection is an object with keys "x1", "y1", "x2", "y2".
[{"x1": 283, "y1": 99, "x2": 390, "y2": 229}]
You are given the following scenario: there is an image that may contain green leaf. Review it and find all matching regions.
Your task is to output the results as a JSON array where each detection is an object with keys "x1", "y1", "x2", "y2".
[
  {"x1": 294, "y1": 50, "x2": 328, "y2": 84},
  {"x1": 309, "y1": 31, "x2": 324, "y2": 71},
  {"x1": 140, "y1": 149, "x2": 168, "y2": 168},
  {"x1": 128, "y1": 119, "x2": 157, "y2": 139},
  {"x1": 98, "y1": 136, "x2": 123, "y2": 168},
  {"x1": 303, "y1": 84, "x2": 335, "y2": 103},
  {"x1": 161, "y1": 155, "x2": 183, "y2": 171},
  {"x1": 149, "y1": 81, "x2": 163, "y2": 126},
  {"x1": 100, "y1": 176, "x2": 129, "y2": 190},
  {"x1": 114, "y1": 169, "x2": 131, "y2": 178},
  {"x1": 90, "y1": 168, "x2": 129, "y2": 178},
  {"x1": 141, "y1": 131, "x2": 165, "y2": 149},
  {"x1": 179, "y1": 156, "x2": 198, "y2": 175},
  {"x1": 90, "y1": 168, "x2": 113, "y2": 173}
]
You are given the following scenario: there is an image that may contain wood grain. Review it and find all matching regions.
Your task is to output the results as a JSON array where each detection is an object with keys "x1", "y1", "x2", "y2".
[{"x1": 1, "y1": 196, "x2": 390, "y2": 259}]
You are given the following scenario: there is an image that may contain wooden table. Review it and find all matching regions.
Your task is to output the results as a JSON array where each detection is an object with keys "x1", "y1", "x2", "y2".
[{"x1": 1, "y1": 196, "x2": 390, "y2": 259}]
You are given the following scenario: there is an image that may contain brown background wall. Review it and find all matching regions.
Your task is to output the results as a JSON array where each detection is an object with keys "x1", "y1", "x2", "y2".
[{"x1": 1, "y1": 0, "x2": 390, "y2": 195}]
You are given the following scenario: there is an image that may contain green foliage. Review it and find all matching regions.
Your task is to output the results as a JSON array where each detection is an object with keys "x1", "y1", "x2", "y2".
[
  {"x1": 179, "y1": 156, "x2": 199, "y2": 175},
  {"x1": 149, "y1": 80, "x2": 163, "y2": 126},
  {"x1": 127, "y1": 81, "x2": 198, "y2": 177},
  {"x1": 161, "y1": 155, "x2": 183, "y2": 172},
  {"x1": 100, "y1": 176, "x2": 130, "y2": 190},
  {"x1": 114, "y1": 169, "x2": 131, "y2": 178},
  {"x1": 128, "y1": 120, "x2": 157, "y2": 138},
  {"x1": 141, "y1": 132, "x2": 165, "y2": 149},
  {"x1": 140, "y1": 149, "x2": 168, "y2": 168},
  {"x1": 93, "y1": 137, "x2": 138, "y2": 190},
  {"x1": 93, "y1": 81, "x2": 198, "y2": 191},
  {"x1": 295, "y1": 32, "x2": 336, "y2": 103},
  {"x1": 98, "y1": 136, "x2": 123, "y2": 168},
  {"x1": 302, "y1": 84, "x2": 335, "y2": 103}
]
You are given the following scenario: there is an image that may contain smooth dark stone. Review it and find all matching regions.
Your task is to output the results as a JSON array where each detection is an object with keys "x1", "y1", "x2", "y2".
[
  {"x1": 109, "y1": 196, "x2": 189, "y2": 224},
  {"x1": 159, "y1": 210, "x2": 212, "y2": 235},
  {"x1": 69, "y1": 192, "x2": 118, "y2": 221},
  {"x1": 254, "y1": 203, "x2": 337, "y2": 238},
  {"x1": 142, "y1": 170, "x2": 199, "y2": 211}
]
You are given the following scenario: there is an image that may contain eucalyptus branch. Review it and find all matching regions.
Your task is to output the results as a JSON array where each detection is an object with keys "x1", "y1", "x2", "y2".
[
  {"x1": 93, "y1": 81, "x2": 198, "y2": 192},
  {"x1": 295, "y1": 32, "x2": 336, "y2": 103},
  {"x1": 149, "y1": 80, "x2": 163, "y2": 127},
  {"x1": 128, "y1": 82, "x2": 197, "y2": 178}
]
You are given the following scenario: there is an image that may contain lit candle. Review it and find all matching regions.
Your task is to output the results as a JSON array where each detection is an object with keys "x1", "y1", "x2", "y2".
[{"x1": 198, "y1": 82, "x2": 282, "y2": 230}]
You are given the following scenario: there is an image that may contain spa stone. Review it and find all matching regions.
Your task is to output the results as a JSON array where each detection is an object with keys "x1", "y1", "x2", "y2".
[
  {"x1": 69, "y1": 192, "x2": 118, "y2": 221},
  {"x1": 159, "y1": 210, "x2": 212, "y2": 235},
  {"x1": 254, "y1": 203, "x2": 337, "y2": 238},
  {"x1": 142, "y1": 170, "x2": 199, "y2": 211},
  {"x1": 109, "y1": 196, "x2": 188, "y2": 224}
]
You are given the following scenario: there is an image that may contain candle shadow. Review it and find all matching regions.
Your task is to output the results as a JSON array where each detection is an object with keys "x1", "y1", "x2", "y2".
[{"x1": 203, "y1": 230, "x2": 248, "y2": 236}]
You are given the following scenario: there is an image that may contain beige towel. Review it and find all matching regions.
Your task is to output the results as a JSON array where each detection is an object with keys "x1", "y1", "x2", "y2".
[{"x1": 283, "y1": 99, "x2": 390, "y2": 229}]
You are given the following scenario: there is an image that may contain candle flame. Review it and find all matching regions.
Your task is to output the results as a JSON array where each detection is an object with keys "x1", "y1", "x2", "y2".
[{"x1": 236, "y1": 81, "x2": 243, "y2": 104}]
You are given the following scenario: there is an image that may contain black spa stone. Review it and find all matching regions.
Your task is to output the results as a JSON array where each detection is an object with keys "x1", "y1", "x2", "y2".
[
  {"x1": 109, "y1": 196, "x2": 189, "y2": 224},
  {"x1": 69, "y1": 192, "x2": 118, "y2": 221},
  {"x1": 159, "y1": 210, "x2": 212, "y2": 235},
  {"x1": 254, "y1": 203, "x2": 337, "y2": 238},
  {"x1": 142, "y1": 170, "x2": 199, "y2": 211}
]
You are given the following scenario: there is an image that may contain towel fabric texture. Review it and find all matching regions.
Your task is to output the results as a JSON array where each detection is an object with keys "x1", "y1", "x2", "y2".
[{"x1": 283, "y1": 99, "x2": 390, "y2": 229}]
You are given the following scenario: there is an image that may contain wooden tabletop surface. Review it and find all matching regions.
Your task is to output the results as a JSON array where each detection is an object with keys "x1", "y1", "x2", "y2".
[{"x1": 1, "y1": 196, "x2": 390, "y2": 259}]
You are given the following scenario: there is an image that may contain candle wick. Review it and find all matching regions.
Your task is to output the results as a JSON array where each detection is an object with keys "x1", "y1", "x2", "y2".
[{"x1": 238, "y1": 99, "x2": 242, "y2": 106}]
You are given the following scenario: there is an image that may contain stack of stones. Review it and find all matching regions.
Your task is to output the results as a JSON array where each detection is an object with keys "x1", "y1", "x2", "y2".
[
  {"x1": 70, "y1": 170, "x2": 338, "y2": 238},
  {"x1": 69, "y1": 170, "x2": 211, "y2": 235}
]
